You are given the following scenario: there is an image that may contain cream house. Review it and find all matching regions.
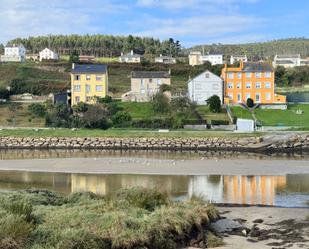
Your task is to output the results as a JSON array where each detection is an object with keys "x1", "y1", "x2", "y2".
[
  {"x1": 122, "y1": 71, "x2": 171, "y2": 102},
  {"x1": 39, "y1": 48, "x2": 59, "y2": 61},
  {"x1": 1, "y1": 44, "x2": 26, "y2": 62},
  {"x1": 119, "y1": 50, "x2": 143, "y2": 63}
]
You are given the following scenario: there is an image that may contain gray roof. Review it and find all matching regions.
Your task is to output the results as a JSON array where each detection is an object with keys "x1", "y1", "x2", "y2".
[
  {"x1": 243, "y1": 62, "x2": 273, "y2": 72},
  {"x1": 155, "y1": 55, "x2": 174, "y2": 60},
  {"x1": 232, "y1": 55, "x2": 247, "y2": 58},
  {"x1": 275, "y1": 60, "x2": 294, "y2": 64},
  {"x1": 276, "y1": 54, "x2": 300, "y2": 59},
  {"x1": 71, "y1": 64, "x2": 107, "y2": 73},
  {"x1": 131, "y1": 71, "x2": 171, "y2": 78}
]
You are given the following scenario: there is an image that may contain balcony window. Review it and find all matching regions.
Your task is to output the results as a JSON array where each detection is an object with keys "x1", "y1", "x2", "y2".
[
  {"x1": 227, "y1": 83, "x2": 233, "y2": 89},
  {"x1": 255, "y1": 82, "x2": 261, "y2": 89},
  {"x1": 246, "y1": 82, "x2": 251, "y2": 89},
  {"x1": 236, "y1": 83, "x2": 241, "y2": 89},
  {"x1": 86, "y1": 75, "x2": 91, "y2": 80},
  {"x1": 266, "y1": 92, "x2": 271, "y2": 101},
  {"x1": 86, "y1": 84, "x2": 91, "y2": 94},
  {"x1": 74, "y1": 75, "x2": 80, "y2": 81},
  {"x1": 237, "y1": 93, "x2": 242, "y2": 102},
  {"x1": 237, "y1": 73, "x2": 242, "y2": 79},
  {"x1": 255, "y1": 72, "x2": 262, "y2": 78},
  {"x1": 255, "y1": 93, "x2": 261, "y2": 103},
  {"x1": 246, "y1": 93, "x2": 251, "y2": 100},
  {"x1": 246, "y1": 72, "x2": 251, "y2": 78},
  {"x1": 96, "y1": 75, "x2": 103, "y2": 81},
  {"x1": 75, "y1": 96, "x2": 80, "y2": 103}
]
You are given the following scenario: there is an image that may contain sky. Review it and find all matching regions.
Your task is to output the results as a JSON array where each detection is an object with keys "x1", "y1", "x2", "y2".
[{"x1": 0, "y1": 0, "x2": 308, "y2": 48}]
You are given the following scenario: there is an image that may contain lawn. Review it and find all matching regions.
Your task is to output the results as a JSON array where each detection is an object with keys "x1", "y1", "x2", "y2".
[
  {"x1": 196, "y1": 106, "x2": 230, "y2": 123},
  {"x1": 0, "y1": 103, "x2": 45, "y2": 127},
  {"x1": 230, "y1": 106, "x2": 253, "y2": 120},
  {"x1": 231, "y1": 104, "x2": 309, "y2": 127},
  {"x1": 0, "y1": 128, "x2": 261, "y2": 138},
  {"x1": 255, "y1": 104, "x2": 309, "y2": 126}
]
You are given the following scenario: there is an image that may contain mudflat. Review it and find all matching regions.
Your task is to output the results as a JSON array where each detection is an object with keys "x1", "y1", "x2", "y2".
[{"x1": 0, "y1": 157, "x2": 308, "y2": 175}]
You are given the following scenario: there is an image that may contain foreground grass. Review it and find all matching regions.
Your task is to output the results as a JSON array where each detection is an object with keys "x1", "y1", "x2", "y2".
[
  {"x1": 0, "y1": 188, "x2": 219, "y2": 249},
  {"x1": 0, "y1": 128, "x2": 261, "y2": 138},
  {"x1": 196, "y1": 106, "x2": 230, "y2": 123}
]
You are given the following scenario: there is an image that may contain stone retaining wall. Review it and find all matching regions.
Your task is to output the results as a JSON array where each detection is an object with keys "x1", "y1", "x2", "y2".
[{"x1": 0, "y1": 134, "x2": 308, "y2": 152}]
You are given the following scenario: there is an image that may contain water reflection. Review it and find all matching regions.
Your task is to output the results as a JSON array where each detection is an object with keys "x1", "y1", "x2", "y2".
[{"x1": 0, "y1": 171, "x2": 308, "y2": 207}]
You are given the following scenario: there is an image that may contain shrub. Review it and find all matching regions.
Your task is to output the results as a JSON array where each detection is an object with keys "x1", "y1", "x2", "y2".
[
  {"x1": 97, "y1": 95, "x2": 113, "y2": 104},
  {"x1": 0, "y1": 196, "x2": 33, "y2": 222},
  {"x1": 131, "y1": 118, "x2": 173, "y2": 129},
  {"x1": 72, "y1": 102, "x2": 88, "y2": 113},
  {"x1": 159, "y1": 84, "x2": 172, "y2": 93},
  {"x1": 45, "y1": 104, "x2": 72, "y2": 128},
  {"x1": 28, "y1": 103, "x2": 46, "y2": 118},
  {"x1": 114, "y1": 187, "x2": 168, "y2": 211},
  {"x1": 246, "y1": 98, "x2": 254, "y2": 108},
  {"x1": 151, "y1": 92, "x2": 170, "y2": 113},
  {"x1": 206, "y1": 95, "x2": 221, "y2": 113},
  {"x1": 112, "y1": 111, "x2": 132, "y2": 127},
  {"x1": 0, "y1": 88, "x2": 10, "y2": 100},
  {"x1": 211, "y1": 120, "x2": 230, "y2": 125}
]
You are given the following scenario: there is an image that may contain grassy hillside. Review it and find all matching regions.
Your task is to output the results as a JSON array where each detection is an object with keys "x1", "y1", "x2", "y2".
[
  {"x1": 0, "y1": 62, "x2": 222, "y2": 97},
  {"x1": 186, "y1": 38, "x2": 309, "y2": 61},
  {"x1": 0, "y1": 63, "x2": 70, "y2": 94}
]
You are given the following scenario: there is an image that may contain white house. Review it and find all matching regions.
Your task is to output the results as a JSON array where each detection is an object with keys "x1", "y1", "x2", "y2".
[
  {"x1": 119, "y1": 50, "x2": 143, "y2": 63},
  {"x1": 155, "y1": 54, "x2": 176, "y2": 64},
  {"x1": 187, "y1": 70, "x2": 223, "y2": 105},
  {"x1": 230, "y1": 55, "x2": 247, "y2": 65},
  {"x1": 39, "y1": 48, "x2": 59, "y2": 61},
  {"x1": 273, "y1": 54, "x2": 301, "y2": 68},
  {"x1": 189, "y1": 52, "x2": 223, "y2": 66},
  {"x1": 0, "y1": 44, "x2": 26, "y2": 62}
]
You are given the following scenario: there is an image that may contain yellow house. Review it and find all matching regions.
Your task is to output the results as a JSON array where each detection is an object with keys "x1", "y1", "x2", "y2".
[{"x1": 71, "y1": 63, "x2": 108, "y2": 106}]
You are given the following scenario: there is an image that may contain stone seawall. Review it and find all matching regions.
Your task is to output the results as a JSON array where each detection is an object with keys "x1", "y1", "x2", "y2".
[{"x1": 0, "y1": 134, "x2": 309, "y2": 152}]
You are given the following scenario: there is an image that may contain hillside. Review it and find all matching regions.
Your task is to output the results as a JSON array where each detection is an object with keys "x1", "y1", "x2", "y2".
[
  {"x1": 0, "y1": 62, "x2": 223, "y2": 97},
  {"x1": 185, "y1": 38, "x2": 309, "y2": 61}
]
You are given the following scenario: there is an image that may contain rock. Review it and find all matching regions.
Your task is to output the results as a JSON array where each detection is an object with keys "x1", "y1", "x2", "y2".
[
  {"x1": 253, "y1": 219, "x2": 264, "y2": 224},
  {"x1": 210, "y1": 218, "x2": 245, "y2": 234}
]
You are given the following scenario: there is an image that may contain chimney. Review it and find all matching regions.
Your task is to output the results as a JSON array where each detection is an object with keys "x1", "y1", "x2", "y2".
[{"x1": 72, "y1": 63, "x2": 75, "y2": 69}]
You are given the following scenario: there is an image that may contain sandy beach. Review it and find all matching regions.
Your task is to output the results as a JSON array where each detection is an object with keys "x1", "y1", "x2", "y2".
[{"x1": 0, "y1": 157, "x2": 309, "y2": 175}]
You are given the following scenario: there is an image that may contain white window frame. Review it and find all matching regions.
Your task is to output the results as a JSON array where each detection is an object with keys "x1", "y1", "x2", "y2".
[
  {"x1": 236, "y1": 83, "x2": 241, "y2": 89},
  {"x1": 237, "y1": 72, "x2": 242, "y2": 79},
  {"x1": 265, "y1": 92, "x2": 271, "y2": 101},
  {"x1": 86, "y1": 75, "x2": 91, "y2": 81},
  {"x1": 246, "y1": 82, "x2": 251, "y2": 89},
  {"x1": 227, "y1": 72, "x2": 234, "y2": 79},
  {"x1": 237, "y1": 93, "x2": 242, "y2": 103},
  {"x1": 255, "y1": 82, "x2": 261, "y2": 89},
  {"x1": 255, "y1": 93, "x2": 261, "y2": 103},
  {"x1": 246, "y1": 93, "x2": 251, "y2": 100},
  {"x1": 227, "y1": 83, "x2": 233, "y2": 89},
  {"x1": 255, "y1": 72, "x2": 262, "y2": 78},
  {"x1": 96, "y1": 85, "x2": 103, "y2": 92},
  {"x1": 86, "y1": 84, "x2": 91, "y2": 94},
  {"x1": 265, "y1": 72, "x2": 272, "y2": 78},
  {"x1": 96, "y1": 75, "x2": 103, "y2": 81},
  {"x1": 73, "y1": 85, "x2": 81, "y2": 92},
  {"x1": 246, "y1": 72, "x2": 251, "y2": 78},
  {"x1": 265, "y1": 82, "x2": 271, "y2": 89}
]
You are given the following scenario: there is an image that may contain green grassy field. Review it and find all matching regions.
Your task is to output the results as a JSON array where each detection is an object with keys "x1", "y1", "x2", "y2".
[
  {"x1": 230, "y1": 106, "x2": 253, "y2": 120},
  {"x1": 255, "y1": 104, "x2": 309, "y2": 126},
  {"x1": 196, "y1": 106, "x2": 230, "y2": 123},
  {"x1": 231, "y1": 104, "x2": 309, "y2": 127},
  {"x1": 0, "y1": 128, "x2": 261, "y2": 138},
  {"x1": 0, "y1": 103, "x2": 45, "y2": 127}
]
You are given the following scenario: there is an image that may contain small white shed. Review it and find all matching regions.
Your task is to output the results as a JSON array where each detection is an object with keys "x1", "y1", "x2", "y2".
[{"x1": 236, "y1": 118, "x2": 255, "y2": 132}]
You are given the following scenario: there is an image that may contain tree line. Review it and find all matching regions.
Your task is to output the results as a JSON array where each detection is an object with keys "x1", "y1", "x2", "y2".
[
  {"x1": 185, "y1": 38, "x2": 309, "y2": 61},
  {"x1": 5, "y1": 35, "x2": 181, "y2": 57}
]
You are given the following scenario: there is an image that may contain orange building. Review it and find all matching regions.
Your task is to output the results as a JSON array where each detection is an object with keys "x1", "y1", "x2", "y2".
[{"x1": 221, "y1": 61, "x2": 286, "y2": 104}]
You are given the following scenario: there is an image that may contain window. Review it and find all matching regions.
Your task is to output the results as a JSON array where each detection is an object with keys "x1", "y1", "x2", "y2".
[
  {"x1": 86, "y1": 75, "x2": 91, "y2": 80},
  {"x1": 96, "y1": 85, "x2": 103, "y2": 92},
  {"x1": 141, "y1": 79, "x2": 144, "y2": 87},
  {"x1": 227, "y1": 83, "x2": 233, "y2": 89},
  {"x1": 266, "y1": 92, "x2": 271, "y2": 101},
  {"x1": 73, "y1": 85, "x2": 81, "y2": 92},
  {"x1": 157, "y1": 79, "x2": 162, "y2": 85},
  {"x1": 86, "y1": 84, "x2": 91, "y2": 94},
  {"x1": 255, "y1": 72, "x2": 262, "y2": 78},
  {"x1": 237, "y1": 73, "x2": 242, "y2": 79},
  {"x1": 246, "y1": 93, "x2": 251, "y2": 100},
  {"x1": 205, "y1": 73, "x2": 209, "y2": 78},
  {"x1": 246, "y1": 82, "x2": 251, "y2": 89},
  {"x1": 236, "y1": 83, "x2": 241, "y2": 89},
  {"x1": 237, "y1": 93, "x2": 242, "y2": 103},
  {"x1": 255, "y1": 82, "x2": 261, "y2": 89},
  {"x1": 74, "y1": 75, "x2": 80, "y2": 81},
  {"x1": 96, "y1": 75, "x2": 103, "y2": 81},
  {"x1": 227, "y1": 72, "x2": 234, "y2": 79},
  {"x1": 149, "y1": 78, "x2": 153, "y2": 83},
  {"x1": 228, "y1": 93, "x2": 233, "y2": 100},
  {"x1": 265, "y1": 72, "x2": 272, "y2": 78},
  {"x1": 86, "y1": 96, "x2": 91, "y2": 102},
  {"x1": 246, "y1": 72, "x2": 251, "y2": 78},
  {"x1": 195, "y1": 84, "x2": 202, "y2": 90},
  {"x1": 75, "y1": 96, "x2": 80, "y2": 103},
  {"x1": 255, "y1": 93, "x2": 261, "y2": 103},
  {"x1": 265, "y1": 82, "x2": 271, "y2": 89}
]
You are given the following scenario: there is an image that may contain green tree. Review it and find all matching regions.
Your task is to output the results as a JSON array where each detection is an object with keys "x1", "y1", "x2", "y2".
[
  {"x1": 246, "y1": 98, "x2": 254, "y2": 108},
  {"x1": 206, "y1": 95, "x2": 221, "y2": 113},
  {"x1": 112, "y1": 111, "x2": 132, "y2": 127},
  {"x1": 151, "y1": 92, "x2": 170, "y2": 113},
  {"x1": 28, "y1": 103, "x2": 46, "y2": 117},
  {"x1": 69, "y1": 50, "x2": 79, "y2": 63},
  {"x1": 0, "y1": 88, "x2": 10, "y2": 100},
  {"x1": 8, "y1": 103, "x2": 23, "y2": 126}
]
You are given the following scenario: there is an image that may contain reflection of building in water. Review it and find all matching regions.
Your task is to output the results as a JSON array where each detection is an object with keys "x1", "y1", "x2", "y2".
[
  {"x1": 223, "y1": 176, "x2": 286, "y2": 205},
  {"x1": 70, "y1": 174, "x2": 189, "y2": 197},
  {"x1": 188, "y1": 176, "x2": 223, "y2": 202}
]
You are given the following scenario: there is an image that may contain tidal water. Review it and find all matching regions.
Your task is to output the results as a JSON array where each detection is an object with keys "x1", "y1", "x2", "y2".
[{"x1": 0, "y1": 149, "x2": 308, "y2": 208}]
